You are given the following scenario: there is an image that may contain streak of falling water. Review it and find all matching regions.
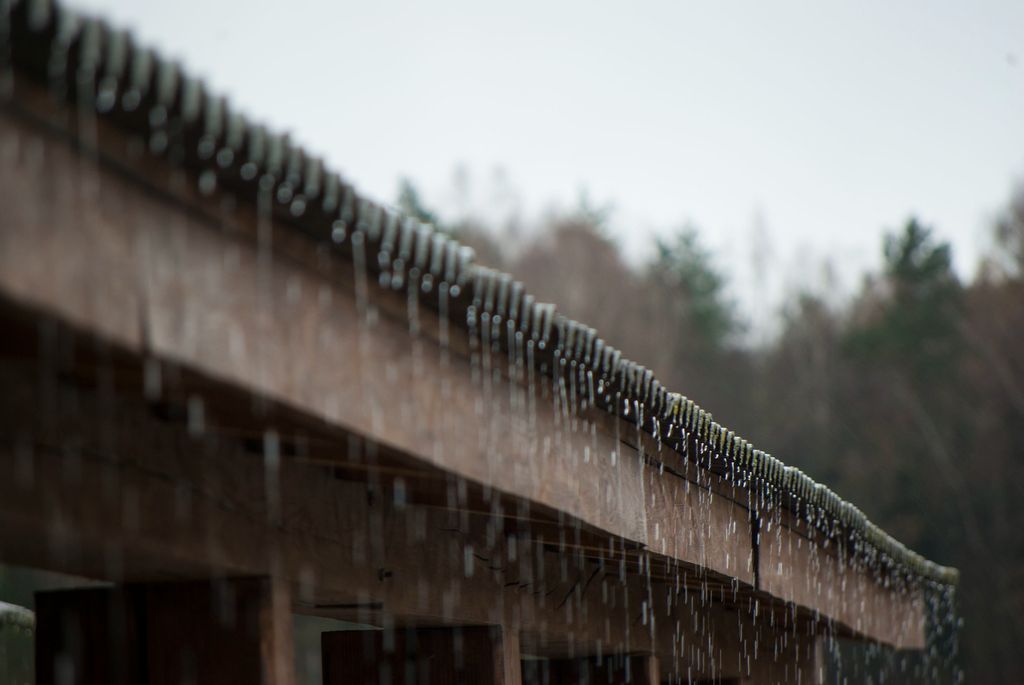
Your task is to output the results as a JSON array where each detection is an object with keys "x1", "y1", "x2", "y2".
[
  {"x1": 508, "y1": 324, "x2": 525, "y2": 480},
  {"x1": 351, "y1": 230, "x2": 369, "y2": 320},
  {"x1": 255, "y1": 172, "x2": 275, "y2": 397},
  {"x1": 435, "y1": 279, "x2": 452, "y2": 468},
  {"x1": 350, "y1": 229, "x2": 384, "y2": 440},
  {"x1": 552, "y1": 350, "x2": 570, "y2": 479},
  {"x1": 479, "y1": 309, "x2": 495, "y2": 468},
  {"x1": 404, "y1": 232, "x2": 428, "y2": 478},
  {"x1": 466, "y1": 302, "x2": 483, "y2": 446},
  {"x1": 1, "y1": 0, "x2": 12, "y2": 100},
  {"x1": 264, "y1": 429, "x2": 281, "y2": 526},
  {"x1": 526, "y1": 337, "x2": 538, "y2": 457}
]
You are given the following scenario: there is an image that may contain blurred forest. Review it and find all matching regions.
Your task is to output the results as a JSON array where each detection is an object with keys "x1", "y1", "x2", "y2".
[{"x1": 399, "y1": 179, "x2": 1024, "y2": 682}]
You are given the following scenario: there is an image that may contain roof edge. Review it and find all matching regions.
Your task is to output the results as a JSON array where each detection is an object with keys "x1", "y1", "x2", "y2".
[{"x1": 3, "y1": 0, "x2": 958, "y2": 587}]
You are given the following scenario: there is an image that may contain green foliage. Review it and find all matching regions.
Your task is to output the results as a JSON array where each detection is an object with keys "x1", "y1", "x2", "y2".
[
  {"x1": 572, "y1": 189, "x2": 615, "y2": 236},
  {"x1": 847, "y1": 219, "x2": 962, "y2": 384},
  {"x1": 396, "y1": 178, "x2": 443, "y2": 229},
  {"x1": 652, "y1": 228, "x2": 739, "y2": 350}
]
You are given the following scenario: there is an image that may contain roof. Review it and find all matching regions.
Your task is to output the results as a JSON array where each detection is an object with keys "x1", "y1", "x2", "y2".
[
  {"x1": 0, "y1": 601, "x2": 34, "y2": 631},
  {"x1": 4, "y1": 0, "x2": 958, "y2": 587}
]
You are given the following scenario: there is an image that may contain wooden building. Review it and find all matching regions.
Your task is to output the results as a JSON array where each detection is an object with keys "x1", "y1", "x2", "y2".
[{"x1": 0, "y1": 1, "x2": 958, "y2": 682}]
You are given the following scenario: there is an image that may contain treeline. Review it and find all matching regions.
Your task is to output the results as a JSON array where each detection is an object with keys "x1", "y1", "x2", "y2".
[{"x1": 399, "y1": 179, "x2": 1024, "y2": 682}]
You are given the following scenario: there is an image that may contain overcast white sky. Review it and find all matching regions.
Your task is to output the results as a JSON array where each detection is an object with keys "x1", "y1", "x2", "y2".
[{"x1": 72, "y1": 0, "x2": 1024, "y2": 330}]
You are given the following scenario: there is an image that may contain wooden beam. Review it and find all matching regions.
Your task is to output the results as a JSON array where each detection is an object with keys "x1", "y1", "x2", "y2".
[
  {"x1": 522, "y1": 653, "x2": 659, "y2": 685},
  {"x1": 322, "y1": 625, "x2": 518, "y2": 685},
  {"x1": 0, "y1": 91, "x2": 925, "y2": 650},
  {"x1": 0, "y1": 342, "x2": 755, "y2": 681},
  {"x1": 0, "y1": 99, "x2": 749, "y2": 581}
]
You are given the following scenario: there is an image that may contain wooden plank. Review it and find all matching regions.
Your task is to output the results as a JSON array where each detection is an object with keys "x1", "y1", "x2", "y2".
[
  {"x1": 522, "y1": 653, "x2": 659, "y2": 684},
  {"x1": 322, "y1": 625, "x2": 515, "y2": 685},
  {"x1": 741, "y1": 632, "x2": 823, "y2": 685},
  {"x1": 758, "y1": 512, "x2": 924, "y2": 649}
]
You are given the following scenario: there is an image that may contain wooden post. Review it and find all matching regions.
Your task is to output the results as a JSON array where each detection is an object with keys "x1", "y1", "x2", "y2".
[
  {"x1": 322, "y1": 624, "x2": 518, "y2": 684},
  {"x1": 641, "y1": 655, "x2": 660, "y2": 685},
  {"x1": 35, "y1": 578, "x2": 295, "y2": 685},
  {"x1": 521, "y1": 653, "x2": 659, "y2": 684},
  {"x1": 501, "y1": 627, "x2": 523, "y2": 685}
]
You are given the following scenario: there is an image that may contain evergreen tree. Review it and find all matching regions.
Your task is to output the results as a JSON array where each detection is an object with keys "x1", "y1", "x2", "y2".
[
  {"x1": 847, "y1": 219, "x2": 962, "y2": 387},
  {"x1": 652, "y1": 228, "x2": 739, "y2": 352},
  {"x1": 396, "y1": 178, "x2": 442, "y2": 229}
]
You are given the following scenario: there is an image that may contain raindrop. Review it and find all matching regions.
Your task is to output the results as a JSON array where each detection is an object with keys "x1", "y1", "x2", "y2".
[
  {"x1": 197, "y1": 169, "x2": 216, "y2": 195},
  {"x1": 186, "y1": 395, "x2": 204, "y2": 436},
  {"x1": 240, "y1": 162, "x2": 258, "y2": 180},
  {"x1": 215, "y1": 148, "x2": 233, "y2": 168},
  {"x1": 330, "y1": 220, "x2": 346, "y2": 244}
]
